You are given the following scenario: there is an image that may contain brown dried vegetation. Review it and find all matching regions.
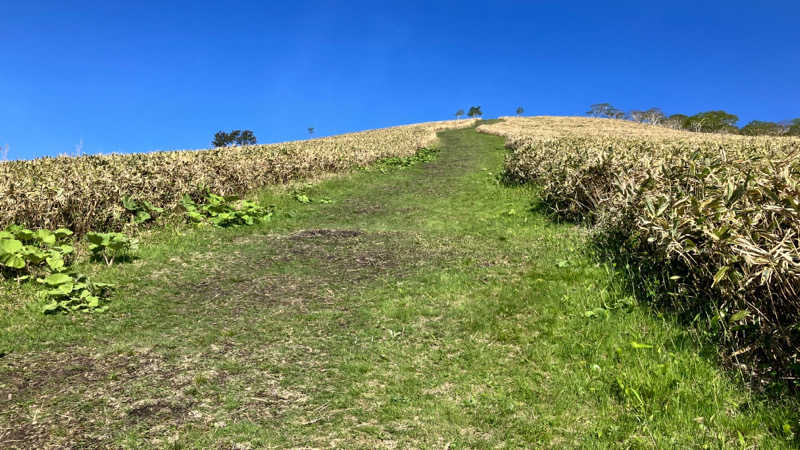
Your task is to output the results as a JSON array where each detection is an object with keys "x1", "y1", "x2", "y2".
[
  {"x1": 0, "y1": 119, "x2": 476, "y2": 233},
  {"x1": 480, "y1": 116, "x2": 800, "y2": 384}
]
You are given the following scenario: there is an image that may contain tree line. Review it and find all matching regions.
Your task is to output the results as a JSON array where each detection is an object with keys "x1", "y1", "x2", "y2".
[
  {"x1": 586, "y1": 103, "x2": 800, "y2": 136},
  {"x1": 455, "y1": 106, "x2": 484, "y2": 119}
]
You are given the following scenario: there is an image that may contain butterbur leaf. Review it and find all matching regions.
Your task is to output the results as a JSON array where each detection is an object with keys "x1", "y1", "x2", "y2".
[
  {"x1": 0, "y1": 238, "x2": 24, "y2": 255},
  {"x1": 22, "y1": 247, "x2": 46, "y2": 264},
  {"x1": 142, "y1": 201, "x2": 164, "y2": 214},
  {"x1": 42, "y1": 301, "x2": 60, "y2": 314},
  {"x1": 38, "y1": 273, "x2": 73, "y2": 286},
  {"x1": 86, "y1": 295, "x2": 100, "y2": 308},
  {"x1": 47, "y1": 282, "x2": 74, "y2": 296},
  {"x1": 186, "y1": 211, "x2": 205, "y2": 222},
  {"x1": 13, "y1": 229, "x2": 35, "y2": 242},
  {"x1": 180, "y1": 194, "x2": 198, "y2": 211},
  {"x1": 53, "y1": 228, "x2": 73, "y2": 240},
  {"x1": 1, "y1": 254, "x2": 26, "y2": 269},
  {"x1": 86, "y1": 233, "x2": 105, "y2": 246},
  {"x1": 0, "y1": 231, "x2": 14, "y2": 239},
  {"x1": 34, "y1": 230, "x2": 56, "y2": 246},
  {"x1": 122, "y1": 196, "x2": 139, "y2": 211},
  {"x1": 46, "y1": 254, "x2": 65, "y2": 272},
  {"x1": 134, "y1": 210, "x2": 151, "y2": 224}
]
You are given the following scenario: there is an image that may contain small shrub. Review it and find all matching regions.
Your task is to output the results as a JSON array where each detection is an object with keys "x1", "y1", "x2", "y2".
[
  {"x1": 86, "y1": 232, "x2": 137, "y2": 265},
  {"x1": 38, "y1": 272, "x2": 113, "y2": 313},
  {"x1": 0, "y1": 225, "x2": 74, "y2": 277},
  {"x1": 181, "y1": 193, "x2": 273, "y2": 227},
  {"x1": 122, "y1": 196, "x2": 165, "y2": 224}
]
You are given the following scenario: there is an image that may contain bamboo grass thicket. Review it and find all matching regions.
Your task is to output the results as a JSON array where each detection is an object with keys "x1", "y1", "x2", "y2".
[
  {"x1": 479, "y1": 116, "x2": 800, "y2": 384},
  {"x1": 0, "y1": 119, "x2": 477, "y2": 233}
]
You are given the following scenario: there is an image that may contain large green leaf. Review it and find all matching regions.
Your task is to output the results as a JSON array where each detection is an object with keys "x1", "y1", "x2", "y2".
[
  {"x1": 42, "y1": 301, "x2": 60, "y2": 314},
  {"x1": 122, "y1": 196, "x2": 139, "y2": 211},
  {"x1": 13, "y1": 229, "x2": 35, "y2": 242},
  {"x1": 53, "y1": 228, "x2": 74, "y2": 240},
  {"x1": 86, "y1": 232, "x2": 106, "y2": 246},
  {"x1": 142, "y1": 201, "x2": 164, "y2": 213},
  {"x1": 21, "y1": 247, "x2": 46, "y2": 264},
  {"x1": 134, "y1": 210, "x2": 152, "y2": 224},
  {"x1": 0, "y1": 239, "x2": 23, "y2": 255},
  {"x1": 39, "y1": 273, "x2": 73, "y2": 286},
  {"x1": 46, "y1": 282, "x2": 74, "y2": 296},
  {"x1": 34, "y1": 230, "x2": 56, "y2": 246},
  {"x1": 0, "y1": 254, "x2": 26, "y2": 269},
  {"x1": 46, "y1": 254, "x2": 66, "y2": 272}
]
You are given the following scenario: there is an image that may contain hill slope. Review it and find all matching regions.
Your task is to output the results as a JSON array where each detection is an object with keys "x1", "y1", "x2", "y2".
[{"x1": 1, "y1": 124, "x2": 797, "y2": 447}]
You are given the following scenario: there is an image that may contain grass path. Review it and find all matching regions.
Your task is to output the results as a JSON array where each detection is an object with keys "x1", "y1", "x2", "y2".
[{"x1": 1, "y1": 126, "x2": 797, "y2": 448}]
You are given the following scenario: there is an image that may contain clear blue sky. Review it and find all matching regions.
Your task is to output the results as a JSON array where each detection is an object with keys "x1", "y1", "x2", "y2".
[{"x1": 2, "y1": 1, "x2": 799, "y2": 160}]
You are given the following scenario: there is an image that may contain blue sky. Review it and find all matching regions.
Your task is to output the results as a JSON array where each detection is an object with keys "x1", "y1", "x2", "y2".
[{"x1": 2, "y1": 1, "x2": 799, "y2": 160}]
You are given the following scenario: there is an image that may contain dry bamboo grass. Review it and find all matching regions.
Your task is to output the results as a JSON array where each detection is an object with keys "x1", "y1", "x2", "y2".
[
  {"x1": 480, "y1": 116, "x2": 800, "y2": 382},
  {"x1": 0, "y1": 119, "x2": 476, "y2": 233}
]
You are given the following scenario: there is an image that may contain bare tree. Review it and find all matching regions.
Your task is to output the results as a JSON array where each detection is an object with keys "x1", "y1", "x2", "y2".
[
  {"x1": 587, "y1": 103, "x2": 623, "y2": 119},
  {"x1": 629, "y1": 110, "x2": 646, "y2": 123},
  {"x1": 455, "y1": 109, "x2": 465, "y2": 120},
  {"x1": 643, "y1": 108, "x2": 665, "y2": 126},
  {"x1": 308, "y1": 127, "x2": 314, "y2": 137}
]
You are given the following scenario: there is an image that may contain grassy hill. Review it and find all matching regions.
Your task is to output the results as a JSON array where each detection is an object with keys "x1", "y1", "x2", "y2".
[{"x1": 1, "y1": 120, "x2": 799, "y2": 447}]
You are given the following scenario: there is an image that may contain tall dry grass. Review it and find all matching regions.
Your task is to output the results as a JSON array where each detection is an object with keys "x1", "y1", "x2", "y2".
[
  {"x1": 1, "y1": 119, "x2": 476, "y2": 233},
  {"x1": 480, "y1": 116, "x2": 800, "y2": 385}
]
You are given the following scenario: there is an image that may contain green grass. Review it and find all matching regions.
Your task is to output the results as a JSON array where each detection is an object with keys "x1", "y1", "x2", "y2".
[{"x1": 1, "y1": 126, "x2": 798, "y2": 448}]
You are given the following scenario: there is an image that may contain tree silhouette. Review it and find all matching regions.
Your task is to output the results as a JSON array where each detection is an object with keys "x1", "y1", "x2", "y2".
[
  {"x1": 455, "y1": 109, "x2": 465, "y2": 120},
  {"x1": 308, "y1": 127, "x2": 314, "y2": 136},
  {"x1": 467, "y1": 106, "x2": 483, "y2": 118},
  {"x1": 516, "y1": 106, "x2": 524, "y2": 116},
  {"x1": 212, "y1": 130, "x2": 257, "y2": 147}
]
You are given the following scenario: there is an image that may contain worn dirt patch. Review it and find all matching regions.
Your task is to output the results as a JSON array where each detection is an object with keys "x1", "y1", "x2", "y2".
[
  {"x1": 166, "y1": 230, "x2": 459, "y2": 313},
  {"x1": 0, "y1": 344, "x2": 306, "y2": 448},
  {"x1": 290, "y1": 229, "x2": 363, "y2": 239}
]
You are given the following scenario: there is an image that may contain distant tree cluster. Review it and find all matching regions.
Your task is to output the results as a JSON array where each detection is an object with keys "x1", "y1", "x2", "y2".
[
  {"x1": 587, "y1": 103, "x2": 625, "y2": 119},
  {"x1": 587, "y1": 103, "x2": 800, "y2": 136},
  {"x1": 212, "y1": 130, "x2": 257, "y2": 148},
  {"x1": 455, "y1": 106, "x2": 483, "y2": 119}
]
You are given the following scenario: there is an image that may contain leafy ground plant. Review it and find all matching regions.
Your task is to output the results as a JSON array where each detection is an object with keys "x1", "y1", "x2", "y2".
[
  {"x1": 0, "y1": 226, "x2": 74, "y2": 278},
  {"x1": 86, "y1": 232, "x2": 137, "y2": 265},
  {"x1": 122, "y1": 196, "x2": 165, "y2": 224},
  {"x1": 1, "y1": 225, "x2": 114, "y2": 314},
  {"x1": 37, "y1": 272, "x2": 112, "y2": 313},
  {"x1": 371, "y1": 147, "x2": 440, "y2": 172},
  {"x1": 181, "y1": 193, "x2": 273, "y2": 227}
]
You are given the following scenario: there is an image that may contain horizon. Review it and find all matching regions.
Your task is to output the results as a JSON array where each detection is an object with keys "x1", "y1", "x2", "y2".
[{"x1": 2, "y1": 1, "x2": 799, "y2": 160}]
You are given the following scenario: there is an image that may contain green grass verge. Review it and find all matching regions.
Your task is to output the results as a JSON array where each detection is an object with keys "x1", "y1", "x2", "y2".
[{"x1": 0, "y1": 126, "x2": 797, "y2": 448}]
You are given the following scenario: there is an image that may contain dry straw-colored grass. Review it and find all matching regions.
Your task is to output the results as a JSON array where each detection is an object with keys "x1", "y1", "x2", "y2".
[
  {"x1": 0, "y1": 119, "x2": 476, "y2": 233},
  {"x1": 480, "y1": 116, "x2": 800, "y2": 382}
]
